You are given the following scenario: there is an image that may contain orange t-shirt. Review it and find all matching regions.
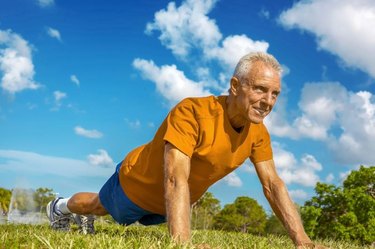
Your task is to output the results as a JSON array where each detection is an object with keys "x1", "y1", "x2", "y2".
[{"x1": 119, "y1": 95, "x2": 273, "y2": 215}]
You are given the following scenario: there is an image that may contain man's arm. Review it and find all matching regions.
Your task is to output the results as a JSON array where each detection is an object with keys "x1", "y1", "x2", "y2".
[
  {"x1": 164, "y1": 142, "x2": 191, "y2": 243},
  {"x1": 254, "y1": 159, "x2": 315, "y2": 248}
]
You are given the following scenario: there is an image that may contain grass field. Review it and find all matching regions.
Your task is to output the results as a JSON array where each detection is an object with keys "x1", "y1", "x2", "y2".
[{"x1": 0, "y1": 222, "x2": 372, "y2": 249}]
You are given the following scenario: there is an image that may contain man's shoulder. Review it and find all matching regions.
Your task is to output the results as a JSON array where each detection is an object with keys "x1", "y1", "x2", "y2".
[{"x1": 175, "y1": 95, "x2": 225, "y2": 118}]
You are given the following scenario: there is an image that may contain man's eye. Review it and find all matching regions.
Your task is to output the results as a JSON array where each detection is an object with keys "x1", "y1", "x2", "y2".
[{"x1": 254, "y1": 86, "x2": 265, "y2": 92}]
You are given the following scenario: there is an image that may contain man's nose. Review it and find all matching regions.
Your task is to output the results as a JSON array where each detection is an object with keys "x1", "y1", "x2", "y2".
[{"x1": 261, "y1": 92, "x2": 274, "y2": 106}]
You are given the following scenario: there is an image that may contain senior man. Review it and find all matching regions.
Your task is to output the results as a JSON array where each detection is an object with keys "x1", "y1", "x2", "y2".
[{"x1": 47, "y1": 52, "x2": 324, "y2": 248}]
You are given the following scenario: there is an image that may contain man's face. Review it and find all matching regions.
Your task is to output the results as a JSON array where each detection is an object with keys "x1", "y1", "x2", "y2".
[{"x1": 232, "y1": 62, "x2": 281, "y2": 124}]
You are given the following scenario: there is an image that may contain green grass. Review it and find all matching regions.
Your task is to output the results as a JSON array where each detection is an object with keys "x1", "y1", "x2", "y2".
[{"x1": 0, "y1": 222, "x2": 371, "y2": 249}]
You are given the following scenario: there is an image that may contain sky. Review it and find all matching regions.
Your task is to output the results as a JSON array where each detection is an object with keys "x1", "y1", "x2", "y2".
[{"x1": 1, "y1": 0, "x2": 374, "y2": 212}]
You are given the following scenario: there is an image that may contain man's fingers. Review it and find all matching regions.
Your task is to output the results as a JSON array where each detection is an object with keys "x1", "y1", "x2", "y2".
[{"x1": 297, "y1": 244, "x2": 329, "y2": 249}]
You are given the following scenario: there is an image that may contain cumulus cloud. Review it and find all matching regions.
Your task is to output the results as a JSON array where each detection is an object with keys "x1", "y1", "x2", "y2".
[
  {"x1": 0, "y1": 29, "x2": 39, "y2": 94},
  {"x1": 273, "y1": 143, "x2": 322, "y2": 187},
  {"x1": 87, "y1": 149, "x2": 114, "y2": 167},
  {"x1": 207, "y1": 35, "x2": 269, "y2": 69},
  {"x1": 37, "y1": 0, "x2": 54, "y2": 8},
  {"x1": 136, "y1": 0, "x2": 270, "y2": 103},
  {"x1": 145, "y1": 0, "x2": 222, "y2": 58},
  {"x1": 74, "y1": 126, "x2": 103, "y2": 139},
  {"x1": 267, "y1": 81, "x2": 375, "y2": 165},
  {"x1": 46, "y1": 27, "x2": 61, "y2": 41},
  {"x1": 222, "y1": 172, "x2": 242, "y2": 187},
  {"x1": 70, "y1": 75, "x2": 80, "y2": 86},
  {"x1": 279, "y1": 0, "x2": 375, "y2": 79},
  {"x1": 133, "y1": 58, "x2": 211, "y2": 105}
]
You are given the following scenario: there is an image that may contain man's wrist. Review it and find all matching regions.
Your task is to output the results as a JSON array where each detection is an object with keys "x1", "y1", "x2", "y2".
[{"x1": 296, "y1": 241, "x2": 315, "y2": 248}]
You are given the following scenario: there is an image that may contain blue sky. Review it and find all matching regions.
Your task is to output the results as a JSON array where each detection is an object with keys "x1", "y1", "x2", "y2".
[{"x1": 1, "y1": 0, "x2": 374, "y2": 212}]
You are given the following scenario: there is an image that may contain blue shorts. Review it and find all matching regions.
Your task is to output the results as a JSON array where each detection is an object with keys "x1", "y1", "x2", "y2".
[{"x1": 98, "y1": 162, "x2": 166, "y2": 225}]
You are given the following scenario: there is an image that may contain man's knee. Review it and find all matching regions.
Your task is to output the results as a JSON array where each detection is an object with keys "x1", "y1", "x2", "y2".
[{"x1": 92, "y1": 195, "x2": 108, "y2": 215}]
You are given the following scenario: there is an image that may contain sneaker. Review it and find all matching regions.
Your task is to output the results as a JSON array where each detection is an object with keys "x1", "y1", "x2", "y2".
[
  {"x1": 73, "y1": 214, "x2": 95, "y2": 234},
  {"x1": 46, "y1": 197, "x2": 72, "y2": 231}
]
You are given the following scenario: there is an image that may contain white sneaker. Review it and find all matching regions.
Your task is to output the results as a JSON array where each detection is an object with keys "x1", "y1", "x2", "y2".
[
  {"x1": 73, "y1": 214, "x2": 95, "y2": 234},
  {"x1": 46, "y1": 197, "x2": 72, "y2": 231}
]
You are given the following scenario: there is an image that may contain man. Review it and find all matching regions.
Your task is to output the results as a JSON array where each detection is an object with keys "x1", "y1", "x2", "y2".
[{"x1": 47, "y1": 52, "x2": 324, "y2": 248}]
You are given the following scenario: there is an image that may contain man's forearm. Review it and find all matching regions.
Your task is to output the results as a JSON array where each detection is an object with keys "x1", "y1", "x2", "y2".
[
  {"x1": 163, "y1": 143, "x2": 192, "y2": 243},
  {"x1": 165, "y1": 177, "x2": 191, "y2": 242},
  {"x1": 264, "y1": 178, "x2": 311, "y2": 246}
]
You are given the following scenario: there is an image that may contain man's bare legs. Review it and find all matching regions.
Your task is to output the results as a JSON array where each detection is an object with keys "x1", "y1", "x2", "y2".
[{"x1": 67, "y1": 192, "x2": 108, "y2": 216}]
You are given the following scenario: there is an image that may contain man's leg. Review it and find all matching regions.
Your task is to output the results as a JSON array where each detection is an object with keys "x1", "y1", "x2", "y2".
[
  {"x1": 67, "y1": 192, "x2": 108, "y2": 216},
  {"x1": 47, "y1": 192, "x2": 108, "y2": 233}
]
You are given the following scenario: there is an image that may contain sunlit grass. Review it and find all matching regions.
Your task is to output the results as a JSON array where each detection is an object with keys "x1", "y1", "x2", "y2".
[{"x1": 0, "y1": 222, "x2": 371, "y2": 249}]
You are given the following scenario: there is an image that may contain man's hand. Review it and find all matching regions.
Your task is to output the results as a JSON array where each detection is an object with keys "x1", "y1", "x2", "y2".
[
  {"x1": 164, "y1": 142, "x2": 191, "y2": 243},
  {"x1": 297, "y1": 243, "x2": 329, "y2": 249}
]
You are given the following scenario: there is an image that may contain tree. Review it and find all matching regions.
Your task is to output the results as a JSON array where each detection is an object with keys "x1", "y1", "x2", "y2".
[
  {"x1": 301, "y1": 166, "x2": 375, "y2": 245},
  {"x1": 33, "y1": 188, "x2": 56, "y2": 213},
  {"x1": 265, "y1": 213, "x2": 287, "y2": 235},
  {"x1": 191, "y1": 192, "x2": 221, "y2": 230},
  {"x1": 0, "y1": 187, "x2": 12, "y2": 214},
  {"x1": 213, "y1": 196, "x2": 267, "y2": 234}
]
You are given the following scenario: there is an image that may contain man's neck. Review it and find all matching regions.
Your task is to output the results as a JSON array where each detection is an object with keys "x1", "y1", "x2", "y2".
[{"x1": 226, "y1": 95, "x2": 247, "y2": 130}]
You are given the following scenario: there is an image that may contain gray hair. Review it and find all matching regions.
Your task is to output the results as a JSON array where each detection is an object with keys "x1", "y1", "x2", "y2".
[{"x1": 233, "y1": 52, "x2": 282, "y2": 82}]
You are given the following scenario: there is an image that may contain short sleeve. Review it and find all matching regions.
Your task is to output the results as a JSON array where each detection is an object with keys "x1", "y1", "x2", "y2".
[
  {"x1": 163, "y1": 99, "x2": 199, "y2": 157},
  {"x1": 249, "y1": 124, "x2": 273, "y2": 164}
]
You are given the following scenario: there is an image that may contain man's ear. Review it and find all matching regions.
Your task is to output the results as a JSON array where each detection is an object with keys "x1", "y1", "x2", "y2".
[{"x1": 230, "y1": 77, "x2": 240, "y2": 96}]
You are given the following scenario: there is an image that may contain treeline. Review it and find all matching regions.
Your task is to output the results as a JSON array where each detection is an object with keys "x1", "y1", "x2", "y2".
[
  {"x1": 0, "y1": 166, "x2": 373, "y2": 245},
  {"x1": 193, "y1": 165, "x2": 374, "y2": 245}
]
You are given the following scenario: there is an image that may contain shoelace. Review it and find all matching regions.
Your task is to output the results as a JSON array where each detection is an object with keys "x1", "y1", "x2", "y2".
[
  {"x1": 52, "y1": 215, "x2": 71, "y2": 228},
  {"x1": 80, "y1": 215, "x2": 95, "y2": 233}
]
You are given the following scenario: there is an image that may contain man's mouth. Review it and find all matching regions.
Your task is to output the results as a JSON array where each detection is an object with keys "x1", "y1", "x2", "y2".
[{"x1": 254, "y1": 107, "x2": 267, "y2": 117}]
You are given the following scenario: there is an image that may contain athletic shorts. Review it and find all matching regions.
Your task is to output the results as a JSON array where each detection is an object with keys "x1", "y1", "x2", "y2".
[{"x1": 98, "y1": 162, "x2": 166, "y2": 225}]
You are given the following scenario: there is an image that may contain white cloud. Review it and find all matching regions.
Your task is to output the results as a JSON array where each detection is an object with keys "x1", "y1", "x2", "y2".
[
  {"x1": 146, "y1": 0, "x2": 222, "y2": 58},
  {"x1": 266, "y1": 82, "x2": 347, "y2": 140},
  {"x1": 0, "y1": 29, "x2": 39, "y2": 94},
  {"x1": 273, "y1": 143, "x2": 322, "y2": 187},
  {"x1": 0, "y1": 149, "x2": 112, "y2": 178},
  {"x1": 222, "y1": 172, "x2": 242, "y2": 187},
  {"x1": 207, "y1": 35, "x2": 269, "y2": 69},
  {"x1": 279, "y1": 0, "x2": 375, "y2": 79},
  {"x1": 140, "y1": 0, "x2": 271, "y2": 98},
  {"x1": 268, "y1": 81, "x2": 375, "y2": 165},
  {"x1": 289, "y1": 189, "x2": 308, "y2": 200},
  {"x1": 87, "y1": 149, "x2": 114, "y2": 167},
  {"x1": 46, "y1": 27, "x2": 61, "y2": 41},
  {"x1": 53, "y1": 91, "x2": 66, "y2": 102},
  {"x1": 51, "y1": 91, "x2": 67, "y2": 110},
  {"x1": 74, "y1": 126, "x2": 103, "y2": 139},
  {"x1": 37, "y1": 0, "x2": 54, "y2": 8},
  {"x1": 133, "y1": 58, "x2": 211, "y2": 105},
  {"x1": 70, "y1": 75, "x2": 80, "y2": 86},
  {"x1": 0, "y1": 149, "x2": 113, "y2": 196}
]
